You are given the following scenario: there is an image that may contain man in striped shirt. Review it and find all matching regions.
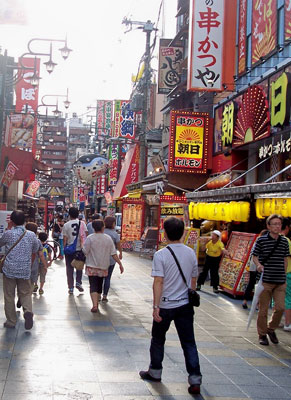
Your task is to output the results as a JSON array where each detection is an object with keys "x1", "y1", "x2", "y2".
[{"x1": 252, "y1": 214, "x2": 290, "y2": 346}]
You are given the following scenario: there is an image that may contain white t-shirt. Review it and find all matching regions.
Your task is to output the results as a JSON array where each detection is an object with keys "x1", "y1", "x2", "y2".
[
  {"x1": 83, "y1": 233, "x2": 117, "y2": 270},
  {"x1": 152, "y1": 244, "x2": 198, "y2": 309},
  {"x1": 63, "y1": 219, "x2": 88, "y2": 251}
]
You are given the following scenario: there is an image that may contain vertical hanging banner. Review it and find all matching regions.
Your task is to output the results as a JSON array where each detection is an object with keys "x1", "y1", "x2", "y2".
[
  {"x1": 285, "y1": 0, "x2": 291, "y2": 42},
  {"x1": 168, "y1": 111, "x2": 210, "y2": 174},
  {"x1": 0, "y1": 161, "x2": 18, "y2": 188},
  {"x1": 238, "y1": 0, "x2": 247, "y2": 75},
  {"x1": 251, "y1": 0, "x2": 277, "y2": 65},
  {"x1": 96, "y1": 100, "x2": 105, "y2": 136},
  {"x1": 25, "y1": 180, "x2": 40, "y2": 197},
  {"x1": 108, "y1": 143, "x2": 119, "y2": 186},
  {"x1": 15, "y1": 57, "x2": 40, "y2": 155},
  {"x1": 158, "y1": 38, "x2": 183, "y2": 94},
  {"x1": 104, "y1": 100, "x2": 113, "y2": 136},
  {"x1": 188, "y1": 0, "x2": 236, "y2": 91},
  {"x1": 114, "y1": 100, "x2": 135, "y2": 139}
]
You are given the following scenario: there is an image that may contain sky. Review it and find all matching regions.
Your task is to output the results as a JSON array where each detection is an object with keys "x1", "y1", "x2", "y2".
[{"x1": 0, "y1": 0, "x2": 177, "y2": 120}]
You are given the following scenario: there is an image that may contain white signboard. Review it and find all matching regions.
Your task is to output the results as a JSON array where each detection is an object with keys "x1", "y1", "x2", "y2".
[
  {"x1": 188, "y1": 0, "x2": 224, "y2": 91},
  {"x1": 0, "y1": 211, "x2": 12, "y2": 254}
]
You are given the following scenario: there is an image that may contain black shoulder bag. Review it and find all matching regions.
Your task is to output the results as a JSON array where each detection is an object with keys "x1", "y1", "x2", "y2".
[{"x1": 166, "y1": 246, "x2": 200, "y2": 307}]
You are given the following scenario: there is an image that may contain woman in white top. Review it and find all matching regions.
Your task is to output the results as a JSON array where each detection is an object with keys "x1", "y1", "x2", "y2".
[{"x1": 82, "y1": 220, "x2": 124, "y2": 312}]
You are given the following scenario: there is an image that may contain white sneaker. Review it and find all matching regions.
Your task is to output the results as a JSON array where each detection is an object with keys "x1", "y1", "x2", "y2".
[{"x1": 283, "y1": 324, "x2": 291, "y2": 331}]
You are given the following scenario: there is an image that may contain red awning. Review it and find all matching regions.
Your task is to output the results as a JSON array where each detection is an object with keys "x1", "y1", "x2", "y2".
[{"x1": 0, "y1": 146, "x2": 51, "y2": 180}]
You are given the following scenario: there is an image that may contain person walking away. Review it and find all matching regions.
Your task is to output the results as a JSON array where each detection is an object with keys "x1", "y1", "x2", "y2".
[
  {"x1": 102, "y1": 216, "x2": 123, "y2": 302},
  {"x1": 87, "y1": 214, "x2": 102, "y2": 235},
  {"x1": 82, "y1": 220, "x2": 123, "y2": 312},
  {"x1": 281, "y1": 218, "x2": 291, "y2": 331},
  {"x1": 37, "y1": 232, "x2": 52, "y2": 295},
  {"x1": 139, "y1": 217, "x2": 202, "y2": 395},
  {"x1": 196, "y1": 230, "x2": 230, "y2": 293},
  {"x1": 252, "y1": 214, "x2": 290, "y2": 345},
  {"x1": 242, "y1": 229, "x2": 268, "y2": 309},
  {"x1": 52, "y1": 215, "x2": 64, "y2": 259},
  {"x1": 0, "y1": 210, "x2": 39, "y2": 329},
  {"x1": 63, "y1": 207, "x2": 88, "y2": 294}
]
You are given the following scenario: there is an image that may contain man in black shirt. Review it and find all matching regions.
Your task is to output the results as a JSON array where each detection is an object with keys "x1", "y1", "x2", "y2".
[{"x1": 252, "y1": 214, "x2": 289, "y2": 346}]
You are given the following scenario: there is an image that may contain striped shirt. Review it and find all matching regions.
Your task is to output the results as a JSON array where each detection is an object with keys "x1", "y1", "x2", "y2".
[{"x1": 252, "y1": 232, "x2": 289, "y2": 284}]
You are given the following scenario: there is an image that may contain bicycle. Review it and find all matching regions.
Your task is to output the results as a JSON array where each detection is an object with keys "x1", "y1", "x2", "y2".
[{"x1": 46, "y1": 239, "x2": 61, "y2": 261}]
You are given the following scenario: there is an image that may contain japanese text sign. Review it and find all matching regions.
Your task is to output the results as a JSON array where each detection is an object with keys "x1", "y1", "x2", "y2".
[
  {"x1": 25, "y1": 180, "x2": 40, "y2": 197},
  {"x1": 15, "y1": 57, "x2": 40, "y2": 113},
  {"x1": 251, "y1": 0, "x2": 276, "y2": 65},
  {"x1": 158, "y1": 38, "x2": 183, "y2": 94},
  {"x1": 0, "y1": 161, "x2": 18, "y2": 188},
  {"x1": 188, "y1": 0, "x2": 224, "y2": 91},
  {"x1": 108, "y1": 144, "x2": 119, "y2": 186},
  {"x1": 96, "y1": 100, "x2": 113, "y2": 136},
  {"x1": 238, "y1": 0, "x2": 247, "y2": 74},
  {"x1": 169, "y1": 111, "x2": 209, "y2": 174},
  {"x1": 114, "y1": 100, "x2": 135, "y2": 139}
]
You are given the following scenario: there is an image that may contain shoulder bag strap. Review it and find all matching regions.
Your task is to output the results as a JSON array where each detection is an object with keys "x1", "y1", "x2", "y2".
[
  {"x1": 166, "y1": 246, "x2": 188, "y2": 288},
  {"x1": 261, "y1": 235, "x2": 281, "y2": 265},
  {"x1": 3, "y1": 230, "x2": 27, "y2": 261}
]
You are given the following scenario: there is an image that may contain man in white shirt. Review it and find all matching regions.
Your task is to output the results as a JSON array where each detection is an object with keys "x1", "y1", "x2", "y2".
[
  {"x1": 139, "y1": 217, "x2": 202, "y2": 395},
  {"x1": 63, "y1": 207, "x2": 88, "y2": 294}
]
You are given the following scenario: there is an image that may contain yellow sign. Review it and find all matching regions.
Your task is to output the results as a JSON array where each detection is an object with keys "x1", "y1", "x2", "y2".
[
  {"x1": 221, "y1": 102, "x2": 234, "y2": 147},
  {"x1": 175, "y1": 125, "x2": 203, "y2": 161},
  {"x1": 184, "y1": 228, "x2": 200, "y2": 258},
  {"x1": 271, "y1": 72, "x2": 290, "y2": 127}
]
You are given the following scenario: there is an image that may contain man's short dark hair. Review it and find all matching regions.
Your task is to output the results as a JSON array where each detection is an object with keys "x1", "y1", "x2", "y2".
[
  {"x1": 282, "y1": 218, "x2": 290, "y2": 231},
  {"x1": 25, "y1": 222, "x2": 38, "y2": 234},
  {"x1": 92, "y1": 214, "x2": 102, "y2": 221},
  {"x1": 10, "y1": 210, "x2": 25, "y2": 226},
  {"x1": 164, "y1": 217, "x2": 184, "y2": 241},
  {"x1": 38, "y1": 232, "x2": 48, "y2": 242},
  {"x1": 92, "y1": 220, "x2": 104, "y2": 232},
  {"x1": 104, "y1": 216, "x2": 116, "y2": 229},
  {"x1": 69, "y1": 207, "x2": 79, "y2": 219},
  {"x1": 266, "y1": 214, "x2": 283, "y2": 226}
]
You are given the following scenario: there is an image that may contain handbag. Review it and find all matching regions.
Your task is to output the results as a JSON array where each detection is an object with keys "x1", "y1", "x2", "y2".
[
  {"x1": 64, "y1": 221, "x2": 81, "y2": 255},
  {"x1": 72, "y1": 250, "x2": 86, "y2": 270},
  {"x1": 166, "y1": 246, "x2": 200, "y2": 307},
  {"x1": 0, "y1": 231, "x2": 27, "y2": 273}
]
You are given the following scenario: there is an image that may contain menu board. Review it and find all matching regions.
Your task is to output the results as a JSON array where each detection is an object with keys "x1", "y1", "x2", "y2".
[
  {"x1": 121, "y1": 199, "x2": 144, "y2": 242},
  {"x1": 219, "y1": 232, "x2": 258, "y2": 296},
  {"x1": 158, "y1": 196, "x2": 187, "y2": 249},
  {"x1": 184, "y1": 228, "x2": 200, "y2": 258}
]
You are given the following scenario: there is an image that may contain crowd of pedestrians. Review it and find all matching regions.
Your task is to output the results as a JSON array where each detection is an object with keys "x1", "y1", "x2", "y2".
[{"x1": 0, "y1": 209, "x2": 290, "y2": 396}]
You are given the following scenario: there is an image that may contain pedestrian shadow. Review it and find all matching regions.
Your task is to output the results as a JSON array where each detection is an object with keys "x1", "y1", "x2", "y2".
[{"x1": 143, "y1": 381, "x2": 204, "y2": 398}]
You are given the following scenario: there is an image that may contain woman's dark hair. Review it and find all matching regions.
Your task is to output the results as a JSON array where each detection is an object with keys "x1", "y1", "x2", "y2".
[
  {"x1": 10, "y1": 210, "x2": 25, "y2": 226},
  {"x1": 104, "y1": 216, "x2": 116, "y2": 229},
  {"x1": 164, "y1": 217, "x2": 184, "y2": 241},
  {"x1": 38, "y1": 232, "x2": 48, "y2": 242},
  {"x1": 25, "y1": 222, "x2": 38, "y2": 234},
  {"x1": 69, "y1": 207, "x2": 79, "y2": 219},
  {"x1": 92, "y1": 214, "x2": 102, "y2": 221},
  {"x1": 92, "y1": 220, "x2": 104, "y2": 232}
]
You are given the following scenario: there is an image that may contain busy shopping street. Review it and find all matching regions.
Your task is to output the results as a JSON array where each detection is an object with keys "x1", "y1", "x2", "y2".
[{"x1": 0, "y1": 252, "x2": 289, "y2": 400}]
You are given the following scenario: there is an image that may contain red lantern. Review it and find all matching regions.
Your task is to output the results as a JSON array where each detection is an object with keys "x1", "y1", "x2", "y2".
[{"x1": 221, "y1": 230, "x2": 228, "y2": 244}]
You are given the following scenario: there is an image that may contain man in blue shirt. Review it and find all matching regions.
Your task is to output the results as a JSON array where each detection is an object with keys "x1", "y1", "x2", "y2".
[{"x1": 0, "y1": 210, "x2": 38, "y2": 329}]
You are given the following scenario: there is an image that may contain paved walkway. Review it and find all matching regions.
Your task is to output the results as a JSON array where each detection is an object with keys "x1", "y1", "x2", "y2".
[{"x1": 0, "y1": 252, "x2": 290, "y2": 400}]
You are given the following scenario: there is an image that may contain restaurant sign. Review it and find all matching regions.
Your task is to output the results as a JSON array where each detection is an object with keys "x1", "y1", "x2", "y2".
[{"x1": 258, "y1": 132, "x2": 291, "y2": 159}]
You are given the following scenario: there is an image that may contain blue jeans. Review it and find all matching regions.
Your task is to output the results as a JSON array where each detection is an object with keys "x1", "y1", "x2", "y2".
[
  {"x1": 103, "y1": 264, "x2": 115, "y2": 296},
  {"x1": 149, "y1": 303, "x2": 202, "y2": 385}
]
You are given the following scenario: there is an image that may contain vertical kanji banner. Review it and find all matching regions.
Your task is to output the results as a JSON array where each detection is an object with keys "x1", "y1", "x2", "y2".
[
  {"x1": 96, "y1": 100, "x2": 105, "y2": 136},
  {"x1": 15, "y1": 57, "x2": 40, "y2": 155},
  {"x1": 168, "y1": 111, "x2": 209, "y2": 174},
  {"x1": 108, "y1": 144, "x2": 119, "y2": 186},
  {"x1": 285, "y1": 0, "x2": 291, "y2": 41},
  {"x1": 251, "y1": 0, "x2": 277, "y2": 65},
  {"x1": 114, "y1": 100, "x2": 135, "y2": 139},
  {"x1": 238, "y1": 0, "x2": 247, "y2": 75}
]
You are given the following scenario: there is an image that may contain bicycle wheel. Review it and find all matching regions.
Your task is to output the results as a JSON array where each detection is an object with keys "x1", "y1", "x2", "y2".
[{"x1": 46, "y1": 240, "x2": 60, "y2": 260}]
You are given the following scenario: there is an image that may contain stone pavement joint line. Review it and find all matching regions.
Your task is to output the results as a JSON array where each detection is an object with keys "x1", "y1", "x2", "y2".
[{"x1": 0, "y1": 252, "x2": 290, "y2": 399}]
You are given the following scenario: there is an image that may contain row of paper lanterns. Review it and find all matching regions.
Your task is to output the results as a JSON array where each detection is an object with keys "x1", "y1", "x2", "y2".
[
  {"x1": 255, "y1": 198, "x2": 291, "y2": 219},
  {"x1": 189, "y1": 201, "x2": 250, "y2": 222}
]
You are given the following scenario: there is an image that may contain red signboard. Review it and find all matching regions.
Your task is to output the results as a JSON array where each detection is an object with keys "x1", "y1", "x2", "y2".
[
  {"x1": 25, "y1": 180, "x2": 40, "y2": 197},
  {"x1": 15, "y1": 57, "x2": 40, "y2": 155},
  {"x1": 0, "y1": 161, "x2": 18, "y2": 188},
  {"x1": 251, "y1": 0, "x2": 277, "y2": 65},
  {"x1": 238, "y1": 0, "x2": 247, "y2": 74},
  {"x1": 169, "y1": 111, "x2": 210, "y2": 174}
]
